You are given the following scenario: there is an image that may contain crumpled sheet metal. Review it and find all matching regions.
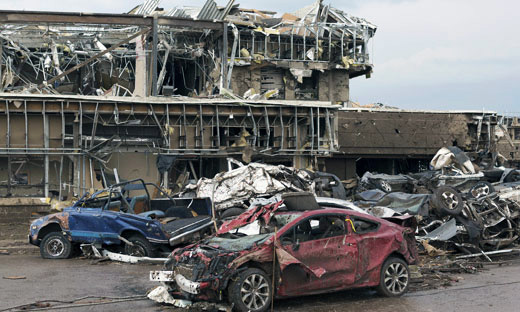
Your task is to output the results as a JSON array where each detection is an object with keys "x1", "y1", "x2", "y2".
[
  {"x1": 147, "y1": 286, "x2": 192, "y2": 308},
  {"x1": 360, "y1": 172, "x2": 412, "y2": 184},
  {"x1": 275, "y1": 245, "x2": 326, "y2": 278},
  {"x1": 375, "y1": 192, "x2": 430, "y2": 216},
  {"x1": 217, "y1": 201, "x2": 282, "y2": 234},
  {"x1": 81, "y1": 244, "x2": 168, "y2": 264},
  {"x1": 431, "y1": 146, "x2": 475, "y2": 174},
  {"x1": 355, "y1": 191, "x2": 430, "y2": 216},
  {"x1": 188, "y1": 163, "x2": 314, "y2": 210},
  {"x1": 419, "y1": 218, "x2": 458, "y2": 241}
]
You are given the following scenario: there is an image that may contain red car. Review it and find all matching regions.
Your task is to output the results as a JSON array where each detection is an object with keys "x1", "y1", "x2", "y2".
[{"x1": 154, "y1": 204, "x2": 417, "y2": 312}]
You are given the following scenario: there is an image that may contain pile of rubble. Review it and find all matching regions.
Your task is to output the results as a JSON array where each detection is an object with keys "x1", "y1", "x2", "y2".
[
  {"x1": 173, "y1": 146, "x2": 520, "y2": 257},
  {"x1": 354, "y1": 146, "x2": 520, "y2": 255},
  {"x1": 180, "y1": 161, "x2": 315, "y2": 212}
]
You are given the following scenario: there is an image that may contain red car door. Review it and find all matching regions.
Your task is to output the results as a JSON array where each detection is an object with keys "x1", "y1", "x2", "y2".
[
  {"x1": 348, "y1": 215, "x2": 383, "y2": 283},
  {"x1": 277, "y1": 214, "x2": 359, "y2": 296}
]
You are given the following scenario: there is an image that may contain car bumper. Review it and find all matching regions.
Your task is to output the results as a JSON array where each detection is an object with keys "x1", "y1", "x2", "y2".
[
  {"x1": 149, "y1": 271, "x2": 210, "y2": 295},
  {"x1": 28, "y1": 234, "x2": 39, "y2": 246},
  {"x1": 175, "y1": 274, "x2": 203, "y2": 295}
]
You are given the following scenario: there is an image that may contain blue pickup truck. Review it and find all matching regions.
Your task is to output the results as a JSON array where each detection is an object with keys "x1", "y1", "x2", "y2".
[{"x1": 29, "y1": 179, "x2": 214, "y2": 259}]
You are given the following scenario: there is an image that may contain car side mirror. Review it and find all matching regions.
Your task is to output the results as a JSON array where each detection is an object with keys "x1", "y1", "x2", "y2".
[{"x1": 292, "y1": 239, "x2": 300, "y2": 251}]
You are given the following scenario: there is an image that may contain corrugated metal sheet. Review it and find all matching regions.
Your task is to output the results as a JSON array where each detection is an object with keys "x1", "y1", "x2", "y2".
[
  {"x1": 135, "y1": 0, "x2": 161, "y2": 15},
  {"x1": 165, "y1": 8, "x2": 190, "y2": 19},
  {"x1": 197, "y1": 0, "x2": 220, "y2": 20},
  {"x1": 197, "y1": 0, "x2": 235, "y2": 21}
]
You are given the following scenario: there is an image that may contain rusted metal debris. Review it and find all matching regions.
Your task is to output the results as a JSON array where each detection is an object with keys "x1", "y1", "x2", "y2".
[{"x1": 352, "y1": 147, "x2": 520, "y2": 255}]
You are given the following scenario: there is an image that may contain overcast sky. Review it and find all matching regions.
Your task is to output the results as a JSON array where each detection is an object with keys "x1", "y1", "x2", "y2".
[{"x1": 1, "y1": 0, "x2": 517, "y2": 113}]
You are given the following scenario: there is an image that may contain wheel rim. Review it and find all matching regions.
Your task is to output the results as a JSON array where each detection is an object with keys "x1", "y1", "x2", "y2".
[
  {"x1": 128, "y1": 244, "x2": 146, "y2": 257},
  {"x1": 441, "y1": 191, "x2": 459, "y2": 210},
  {"x1": 380, "y1": 181, "x2": 392, "y2": 192},
  {"x1": 384, "y1": 262, "x2": 408, "y2": 295},
  {"x1": 471, "y1": 185, "x2": 489, "y2": 198},
  {"x1": 240, "y1": 274, "x2": 270, "y2": 310},
  {"x1": 46, "y1": 238, "x2": 65, "y2": 257}
]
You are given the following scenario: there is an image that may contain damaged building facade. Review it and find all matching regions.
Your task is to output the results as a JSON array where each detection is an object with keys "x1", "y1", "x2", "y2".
[
  {"x1": 330, "y1": 108, "x2": 516, "y2": 180},
  {"x1": 0, "y1": 1, "x2": 375, "y2": 198},
  {"x1": 0, "y1": 0, "x2": 518, "y2": 198}
]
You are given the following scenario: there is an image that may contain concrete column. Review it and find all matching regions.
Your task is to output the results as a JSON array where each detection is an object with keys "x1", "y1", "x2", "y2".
[
  {"x1": 133, "y1": 34, "x2": 147, "y2": 97},
  {"x1": 292, "y1": 155, "x2": 311, "y2": 170}
]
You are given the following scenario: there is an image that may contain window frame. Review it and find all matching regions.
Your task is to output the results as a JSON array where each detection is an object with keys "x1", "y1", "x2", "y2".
[
  {"x1": 348, "y1": 216, "x2": 380, "y2": 235},
  {"x1": 280, "y1": 213, "x2": 349, "y2": 245}
]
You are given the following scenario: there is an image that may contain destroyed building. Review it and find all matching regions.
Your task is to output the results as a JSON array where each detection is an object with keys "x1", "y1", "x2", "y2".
[
  {"x1": 0, "y1": 0, "x2": 375, "y2": 198},
  {"x1": 0, "y1": 0, "x2": 518, "y2": 199},
  {"x1": 331, "y1": 108, "x2": 511, "y2": 180}
]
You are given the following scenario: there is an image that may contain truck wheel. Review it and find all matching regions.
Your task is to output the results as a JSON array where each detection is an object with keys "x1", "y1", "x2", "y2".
[
  {"x1": 123, "y1": 235, "x2": 155, "y2": 258},
  {"x1": 229, "y1": 268, "x2": 272, "y2": 312},
  {"x1": 377, "y1": 257, "x2": 409, "y2": 297},
  {"x1": 432, "y1": 186, "x2": 464, "y2": 216},
  {"x1": 40, "y1": 232, "x2": 72, "y2": 259}
]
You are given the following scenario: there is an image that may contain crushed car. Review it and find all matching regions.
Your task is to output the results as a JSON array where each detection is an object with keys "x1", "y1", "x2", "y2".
[
  {"x1": 149, "y1": 193, "x2": 418, "y2": 312},
  {"x1": 29, "y1": 179, "x2": 214, "y2": 259},
  {"x1": 356, "y1": 147, "x2": 520, "y2": 253}
]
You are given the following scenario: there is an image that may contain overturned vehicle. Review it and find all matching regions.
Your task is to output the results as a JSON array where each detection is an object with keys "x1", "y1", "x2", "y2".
[
  {"x1": 29, "y1": 179, "x2": 214, "y2": 259},
  {"x1": 149, "y1": 194, "x2": 417, "y2": 312}
]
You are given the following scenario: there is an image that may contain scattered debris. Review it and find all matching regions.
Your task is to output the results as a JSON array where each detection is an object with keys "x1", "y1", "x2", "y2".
[
  {"x1": 181, "y1": 162, "x2": 315, "y2": 212},
  {"x1": 81, "y1": 244, "x2": 168, "y2": 264}
]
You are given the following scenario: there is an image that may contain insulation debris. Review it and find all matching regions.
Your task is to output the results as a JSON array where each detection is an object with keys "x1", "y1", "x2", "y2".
[{"x1": 182, "y1": 162, "x2": 315, "y2": 211}]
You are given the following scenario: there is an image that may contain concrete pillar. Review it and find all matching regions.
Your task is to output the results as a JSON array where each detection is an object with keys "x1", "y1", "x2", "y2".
[
  {"x1": 292, "y1": 155, "x2": 311, "y2": 170},
  {"x1": 133, "y1": 34, "x2": 147, "y2": 97}
]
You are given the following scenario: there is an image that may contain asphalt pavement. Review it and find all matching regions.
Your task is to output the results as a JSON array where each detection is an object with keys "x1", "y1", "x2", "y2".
[{"x1": 1, "y1": 254, "x2": 520, "y2": 311}]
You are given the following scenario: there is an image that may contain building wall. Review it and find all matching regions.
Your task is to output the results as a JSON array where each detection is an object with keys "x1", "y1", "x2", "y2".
[
  {"x1": 324, "y1": 110, "x2": 502, "y2": 179},
  {"x1": 319, "y1": 70, "x2": 349, "y2": 103},
  {"x1": 337, "y1": 111, "x2": 476, "y2": 156},
  {"x1": 230, "y1": 66, "x2": 349, "y2": 103}
]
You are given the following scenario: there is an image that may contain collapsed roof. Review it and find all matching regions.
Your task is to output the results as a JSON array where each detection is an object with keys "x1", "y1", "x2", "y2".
[{"x1": 0, "y1": 0, "x2": 376, "y2": 98}]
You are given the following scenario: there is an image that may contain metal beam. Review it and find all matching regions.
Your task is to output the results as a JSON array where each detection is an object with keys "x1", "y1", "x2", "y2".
[
  {"x1": 0, "y1": 39, "x2": 3, "y2": 92},
  {"x1": 221, "y1": 23, "x2": 228, "y2": 92},
  {"x1": 151, "y1": 16, "x2": 158, "y2": 96},
  {"x1": 43, "y1": 101, "x2": 49, "y2": 197},
  {"x1": 0, "y1": 10, "x2": 153, "y2": 26},
  {"x1": 6, "y1": 101, "x2": 11, "y2": 195},
  {"x1": 0, "y1": 10, "x2": 224, "y2": 30},
  {"x1": 38, "y1": 27, "x2": 151, "y2": 89},
  {"x1": 157, "y1": 16, "x2": 223, "y2": 30},
  {"x1": 59, "y1": 101, "x2": 65, "y2": 200}
]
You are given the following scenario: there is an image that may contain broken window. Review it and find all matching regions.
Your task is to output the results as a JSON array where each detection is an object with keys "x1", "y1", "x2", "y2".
[
  {"x1": 281, "y1": 214, "x2": 347, "y2": 244},
  {"x1": 350, "y1": 217, "x2": 379, "y2": 234},
  {"x1": 295, "y1": 71, "x2": 319, "y2": 100},
  {"x1": 514, "y1": 128, "x2": 520, "y2": 141},
  {"x1": 261, "y1": 67, "x2": 285, "y2": 99}
]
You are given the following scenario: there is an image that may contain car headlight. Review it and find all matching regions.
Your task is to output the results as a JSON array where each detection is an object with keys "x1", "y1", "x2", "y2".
[{"x1": 31, "y1": 225, "x2": 38, "y2": 230}]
